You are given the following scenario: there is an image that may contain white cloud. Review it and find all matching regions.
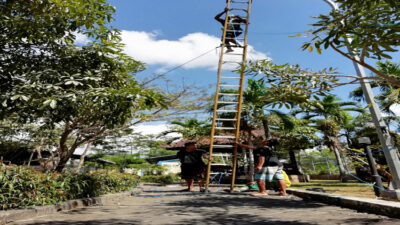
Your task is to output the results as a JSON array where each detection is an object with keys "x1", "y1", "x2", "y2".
[
  {"x1": 389, "y1": 104, "x2": 400, "y2": 116},
  {"x1": 133, "y1": 123, "x2": 181, "y2": 138},
  {"x1": 121, "y1": 30, "x2": 269, "y2": 70},
  {"x1": 73, "y1": 32, "x2": 90, "y2": 45}
]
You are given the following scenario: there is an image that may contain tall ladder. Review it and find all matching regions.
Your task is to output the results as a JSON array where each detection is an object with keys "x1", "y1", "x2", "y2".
[{"x1": 206, "y1": 0, "x2": 252, "y2": 192}]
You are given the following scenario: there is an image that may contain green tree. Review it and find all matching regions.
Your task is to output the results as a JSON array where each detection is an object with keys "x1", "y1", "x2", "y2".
[
  {"x1": 273, "y1": 117, "x2": 319, "y2": 173},
  {"x1": 246, "y1": 60, "x2": 340, "y2": 106},
  {"x1": 242, "y1": 79, "x2": 294, "y2": 138},
  {"x1": 303, "y1": 0, "x2": 400, "y2": 86},
  {"x1": 0, "y1": 0, "x2": 167, "y2": 171},
  {"x1": 164, "y1": 119, "x2": 211, "y2": 140},
  {"x1": 350, "y1": 61, "x2": 400, "y2": 113},
  {"x1": 294, "y1": 95, "x2": 363, "y2": 181}
]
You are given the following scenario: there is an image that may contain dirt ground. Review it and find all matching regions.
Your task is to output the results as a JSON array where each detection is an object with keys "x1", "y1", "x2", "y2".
[{"x1": 10, "y1": 184, "x2": 400, "y2": 225}]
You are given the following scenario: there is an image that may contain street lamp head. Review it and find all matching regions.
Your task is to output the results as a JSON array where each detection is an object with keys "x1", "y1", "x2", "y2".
[{"x1": 358, "y1": 137, "x2": 371, "y2": 145}]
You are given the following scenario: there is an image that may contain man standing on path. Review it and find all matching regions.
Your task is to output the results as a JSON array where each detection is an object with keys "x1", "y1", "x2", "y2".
[
  {"x1": 236, "y1": 138, "x2": 287, "y2": 196},
  {"x1": 177, "y1": 141, "x2": 212, "y2": 192}
]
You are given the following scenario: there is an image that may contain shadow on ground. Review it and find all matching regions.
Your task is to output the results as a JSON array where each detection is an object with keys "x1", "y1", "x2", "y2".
[
  {"x1": 17, "y1": 219, "x2": 141, "y2": 225},
  {"x1": 166, "y1": 194, "x2": 325, "y2": 210}
]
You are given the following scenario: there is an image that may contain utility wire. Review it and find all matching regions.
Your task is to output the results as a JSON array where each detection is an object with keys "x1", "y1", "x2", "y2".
[{"x1": 157, "y1": 46, "x2": 220, "y2": 77}]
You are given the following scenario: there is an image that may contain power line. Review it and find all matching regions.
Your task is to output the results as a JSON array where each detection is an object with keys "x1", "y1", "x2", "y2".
[{"x1": 157, "y1": 46, "x2": 220, "y2": 76}]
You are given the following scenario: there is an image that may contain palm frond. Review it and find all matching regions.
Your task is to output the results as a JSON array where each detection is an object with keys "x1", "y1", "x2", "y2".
[{"x1": 270, "y1": 110, "x2": 295, "y2": 130}]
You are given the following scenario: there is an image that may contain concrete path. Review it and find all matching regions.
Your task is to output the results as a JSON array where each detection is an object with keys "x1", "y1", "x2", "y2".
[{"x1": 11, "y1": 185, "x2": 400, "y2": 225}]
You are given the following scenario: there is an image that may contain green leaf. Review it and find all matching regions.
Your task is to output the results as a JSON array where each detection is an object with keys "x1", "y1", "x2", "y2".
[
  {"x1": 21, "y1": 95, "x2": 29, "y2": 101},
  {"x1": 10, "y1": 95, "x2": 20, "y2": 101},
  {"x1": 50, "y1": 100, "x2": 57, "y2": 109}
]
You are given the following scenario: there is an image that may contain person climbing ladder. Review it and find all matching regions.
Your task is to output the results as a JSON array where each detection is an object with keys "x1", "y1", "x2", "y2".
[{"x1": 214, "y1": 8, "x2": 247, "y2": 53}]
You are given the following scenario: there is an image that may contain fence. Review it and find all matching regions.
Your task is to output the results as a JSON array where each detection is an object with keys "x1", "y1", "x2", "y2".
[{"x1": 297, "y1": 150, "x2": 355, "y2": 176}]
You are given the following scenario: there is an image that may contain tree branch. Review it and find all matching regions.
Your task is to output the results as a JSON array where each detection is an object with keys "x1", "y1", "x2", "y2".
[{"x1": 330, "y1": 43, "x2": 400, "y2": 87}]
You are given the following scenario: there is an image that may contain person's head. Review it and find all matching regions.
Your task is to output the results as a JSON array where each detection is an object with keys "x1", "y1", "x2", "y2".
[
  {"x1": 227, "y1": 15, "x2": 236, "y2": 21},
  {"x1": 267, "y1": 138, "x2": 279, "y2": 147},
  {"x1": 184, "y1": 141, "x2": 197, "y2": 151}
]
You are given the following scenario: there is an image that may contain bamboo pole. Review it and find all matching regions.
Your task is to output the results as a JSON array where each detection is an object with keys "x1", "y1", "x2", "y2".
[
  {"x1": 205, "y1": 0, "x2": 232, "y2": 191},
  {"x1": 230, "y1": 0, "x2": 252, "y2": 191}
]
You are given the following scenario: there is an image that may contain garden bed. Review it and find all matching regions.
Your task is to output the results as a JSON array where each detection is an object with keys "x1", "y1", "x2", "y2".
[{"x1": 0, "y1": 165, "x2": 139, "y2": 210}]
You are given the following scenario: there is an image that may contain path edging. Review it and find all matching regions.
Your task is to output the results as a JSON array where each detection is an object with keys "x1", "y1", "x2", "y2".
[
  {"x1": 287, "y1": 188, "x2": 400, "y2": 219},
  {"x1": 0, "y1": 191, "x2": 131, "y2": 225}
]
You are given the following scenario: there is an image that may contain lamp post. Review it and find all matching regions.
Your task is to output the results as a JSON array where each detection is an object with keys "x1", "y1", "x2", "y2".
[
  {"x1": 323, "y1": 0, "x2": 400, "y2": 193},
  {"x1": 358, "y1": 137, "x2": 383, "y2": 197}
]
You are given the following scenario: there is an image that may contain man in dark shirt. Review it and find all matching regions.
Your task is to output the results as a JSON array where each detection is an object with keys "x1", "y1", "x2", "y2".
[
  {"x1": 177, "y1": 141, "x2": 211, "y2": 192},
  {"x1": 237, "y1": 139, "x2": 287, "y2": 196},
  {"x1": 215, "y1": 8, "x2": 247, "y2": 53}
]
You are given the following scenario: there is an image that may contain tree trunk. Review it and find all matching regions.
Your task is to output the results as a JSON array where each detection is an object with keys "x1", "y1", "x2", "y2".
[
  {"x1": 55, "y1": 148, "x2": 70, "y2": 172},
  {"x1": 27, "y1": 151, "x2": 34, "y2": 167},
  {"x1": 247, "y1": 129, "x2": 254, "y2": 183},
  {"x1": 345, "y1": 131, "x2": 352, "y2": 148},
  {"x1": 76, "y1": 142, "x2": 92, "y2": 173},
  {"x1": 241, "y1": 132, "x2": 248, "y2": 175},
  {"x1": 55, "y1": 122, "x2": 75, "y2": 172},
  {"x1": 261, "y1": 116, "x2": 271, "y2": 139},
  {"x1": 34, "y1": 138, "x2": 47, "y2": 171},
  {"x1": 329, "y1": 143, "x2": 346, "y2": 182},
  {"x1": 289, "y1": 150, "x2": 301, "y2": 175}
]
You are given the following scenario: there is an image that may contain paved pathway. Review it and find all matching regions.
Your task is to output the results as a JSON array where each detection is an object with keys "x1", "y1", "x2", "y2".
[{"x1": 11, "y1": 185, "x2": 400, "y2": 225}]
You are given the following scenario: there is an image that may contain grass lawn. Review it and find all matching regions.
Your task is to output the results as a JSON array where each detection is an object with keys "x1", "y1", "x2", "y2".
[{"x1": 290, "y1": 180, "x2": 377, "y2": 199}]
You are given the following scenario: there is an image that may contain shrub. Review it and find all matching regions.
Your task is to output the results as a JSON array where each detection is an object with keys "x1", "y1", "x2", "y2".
[
  {"x1": 126, "y1": 163, "x2": 166, "y2": 175},
  {"x1": 140, "y1": 174, "x2": 182, "y2": 184},
  {"x1": 0, "y1": 165, "x2": 138, "y2": 210}
]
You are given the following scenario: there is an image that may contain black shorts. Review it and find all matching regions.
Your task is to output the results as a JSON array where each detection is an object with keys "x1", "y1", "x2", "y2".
[
  {"x1": 226, "y1": 31, "x2": 242, "y2": 38},
  {"x1": 180, "y1": 164, "x2": 206, "y2": 180}
]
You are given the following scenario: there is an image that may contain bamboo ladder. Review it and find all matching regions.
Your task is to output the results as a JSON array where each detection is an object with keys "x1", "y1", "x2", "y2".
[{"x1": 205, "y1": 0, "x2": 252, "y2": 192}]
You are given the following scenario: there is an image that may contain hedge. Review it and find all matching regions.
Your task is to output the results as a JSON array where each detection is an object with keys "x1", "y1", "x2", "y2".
[
  {"x1": 140, "y1": 174, "x2": 182, "y2": 184},
  {"x1": 0, "y1": 165, "x2": 139, "y2": 210}
]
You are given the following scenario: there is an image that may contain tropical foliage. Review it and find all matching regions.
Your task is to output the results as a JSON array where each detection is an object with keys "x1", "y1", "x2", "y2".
[
  {"x1": 0, "y1": 0, "x2": 168, "y2": 171},
  {"x1": 0, "y1": 165, "x2": 138, "y2": 210},
  {"x1": 303, "y1": 0, "x2": 400, "y2": 86},
  {"x1": 164, "y1": 119, "x2": 211, "y2": 139},
  {"x1": 293, "y1": 95, "x2": 363, "y2": 180}
]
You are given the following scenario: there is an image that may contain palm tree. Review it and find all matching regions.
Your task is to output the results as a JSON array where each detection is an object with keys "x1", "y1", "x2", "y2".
[
  {"x1": 294, "y1": 95, "x2": 363, "y2": 181},
  {"x1": 242, "y1": 79, "x2": 294, "y2": 138},
  {"x1": 162, "y1": 119, "x2": 211, "y2": 140},
  {"x1": 350, "y1": 61, "x2": 400, "y2": 121}
]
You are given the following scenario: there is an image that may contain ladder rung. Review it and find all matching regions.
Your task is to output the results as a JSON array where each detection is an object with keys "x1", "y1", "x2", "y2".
[
  {"x1": 224, "y1": 53, "x2": 243, "y2": 56},
  {"x1": 229, "y1": 8, "x2": 248, "y2": 12},
  {"x1": 219, "y1": 93, "x2": 239, "y2": 96},
  {"x1": 215, "y1": 127, "x2": 236, "y2": 130},
  {"x1": 220, "y1": 84, "x2": 240, "y2": 87},
  {"x1": 213, "y1": 145, "x2": 235, "y2": 148},
  {"x1": 225, "y1": 30, "x2": 245, "y2": 34},
  {"x1": 222, "y1": 61, "x2": 240, "y2": 64},
  {"x1": 227, "y1": 37, "x2": 245, "y2": 40},
  {"x1": 213, "y1": 145, "x2": 234, "y2": 148},
  {"x1": 215, "y1": 118, "x2": 237, "y2": 121},
  {"x1": 231, "y1": 0, "x2": 249, "y2": 3},
  {"x1": 214, "y1": 136, "x2": 236, "y2": 139},
  {"x1": 216, "y1": 110, "x2": 237, "y2": 113},
  {"x1": 218, "y1": 101, "x2": 238, "y2": 104},
  {"x1": 221, "y1": 76, "x2": 240, "y2": 79},
  {"x1": 229, "y1": 23, "x2": 246, "y2": 25}
]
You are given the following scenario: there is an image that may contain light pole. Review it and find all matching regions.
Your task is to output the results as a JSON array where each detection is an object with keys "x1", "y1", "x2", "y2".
[
  {"x1": 323, "y1": 0, "x2": 400, "y2": 193},
  {"x1": 358, "y1": 137, "x2": 383, "y2": 197}
]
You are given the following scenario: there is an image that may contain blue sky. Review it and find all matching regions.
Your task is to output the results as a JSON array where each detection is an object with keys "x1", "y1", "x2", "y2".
[{"x1": 102, "y1": 0, "x2": 399, "y2": 130}]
